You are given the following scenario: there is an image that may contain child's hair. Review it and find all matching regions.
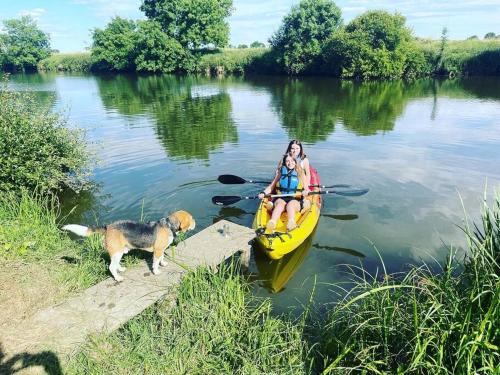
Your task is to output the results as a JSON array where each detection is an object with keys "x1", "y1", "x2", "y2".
[
  {"x1": 286, "y1": 139, "x2": 306, "y2": 159},
  {"x1": 281, "y1": 152, "x2": 304, "y2": 175}
]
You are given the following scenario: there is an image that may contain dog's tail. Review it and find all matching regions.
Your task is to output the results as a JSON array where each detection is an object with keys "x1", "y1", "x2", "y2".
[{"x1": 62, "y1": 224, "x2": 106, "y2": 237}]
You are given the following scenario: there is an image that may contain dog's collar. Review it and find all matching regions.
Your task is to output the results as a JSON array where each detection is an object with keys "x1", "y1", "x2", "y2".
[{"x1": 160, "y1": 217, "x2": 178, "y2": 234}]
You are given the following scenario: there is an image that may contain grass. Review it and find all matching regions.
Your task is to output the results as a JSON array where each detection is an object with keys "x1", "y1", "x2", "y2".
[
  {"x1": 37, "y1": 53, "x2": 93, "y2": 72},
  {"x1": 417, "y1": 38, "x2": 500, "y2": 76},
  {"x1": 1, "y1": 187, "x2": 498, "y2": 374},
  {"x1": 67, "y1": 263, "x2": 309, "y2": 374},
  {"x1": 315, "y1": 192, "x2": 500, "y2": 374},
  {"x1": 196, "y1": 47, "x2": 270, "y2": 75},
  {"x1": 0, "y1": 190, "x2": 109, "y2": 292}
]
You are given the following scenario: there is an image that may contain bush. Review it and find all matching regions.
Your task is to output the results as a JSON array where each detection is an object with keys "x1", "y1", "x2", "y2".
[{"x1": 0, "y1": 79, "x2": 91, "y2": 194}]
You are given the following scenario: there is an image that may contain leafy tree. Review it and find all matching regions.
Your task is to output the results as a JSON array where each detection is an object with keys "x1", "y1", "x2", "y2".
[
  {"x1": 467, "y1": 35, "x2": 478, "y2": 40},
  {"x1": 322, "y1": 10, "x2": 425, "y2": 79},
  {"x1": 237, "y1": 44, "x2": 248, "y2": 49},
  {"x1": 91, "y1": 17, "x2": 137, "y2": 71},
  {"x1": 250, "y1": 41, "x2": 265, "y2": 48},
  {"x1": 140, "y1": 0, "x2": 233, "y2": 49},
  {"x1": 270, "y1": 0, "x2": 342, "y2": 75},
  {"x1": 484, "y1": 32, "x2": 496, "y2": 39},
  {"x1": 134, "y1": 20, "x2": 187, "y2": 73},
  {"x1": 0, "y1": 16, "x2": 51, "y2": 71}
]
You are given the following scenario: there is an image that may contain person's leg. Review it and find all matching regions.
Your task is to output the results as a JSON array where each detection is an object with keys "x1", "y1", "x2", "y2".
[
  {"x1": 267, "y1": 199, "x2": 286, "y2": 232},
  {"x1": 286, "y1": 200, "x2": 300, "y2": 230}
]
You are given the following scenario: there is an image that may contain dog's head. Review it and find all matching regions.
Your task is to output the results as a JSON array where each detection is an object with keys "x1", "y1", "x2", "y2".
[{"x1": 160, "y1": 210, "x2": 196, "y2": 235}]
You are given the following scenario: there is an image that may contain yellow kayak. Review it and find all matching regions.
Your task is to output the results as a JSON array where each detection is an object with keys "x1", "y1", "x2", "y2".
[{"x1": 252, "y1": 193, "x2": 321, "y2": 260}]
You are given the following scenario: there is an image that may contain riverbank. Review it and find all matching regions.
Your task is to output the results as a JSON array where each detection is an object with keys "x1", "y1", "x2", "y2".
[
  {"x1": 2, "y1": 189, "x2": 495, "y2": 373},
  {"x1": 37, "y1": 39, "x2": 500, "y2": 77}
]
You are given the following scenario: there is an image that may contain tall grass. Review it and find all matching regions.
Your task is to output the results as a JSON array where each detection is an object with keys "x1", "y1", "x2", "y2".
[
  {"x1": 417, "y1": 39, "x2": 500, "y2": 76},
  {"x1": 68, "y1": 263, "x2": 309, "y2": 374},
  {"x1": 0, "y1": 190, "x2": 109, "y2": 291},
  {"x1": 196, "y1": 48, "x2": 270, "y2": 75},
  {"x1": 316, "y1": 193, "x2": 500, "y2": 374},
  {"x1": 37, "y1": 53, "x2": 93, "y2": 72}
]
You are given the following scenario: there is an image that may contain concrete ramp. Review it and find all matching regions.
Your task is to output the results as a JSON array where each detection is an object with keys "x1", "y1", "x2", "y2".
[{"x1": 0, "y1": 220, "x2": 255, "y2": 360}]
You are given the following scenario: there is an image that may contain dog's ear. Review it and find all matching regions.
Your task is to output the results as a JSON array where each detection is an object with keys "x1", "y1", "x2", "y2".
[
  {"x1": 159, "y1": 217, "x2": 168, "y2": 226},
  {"x1": 167, "y1": 215, "x2": 181, "y2": 231}
]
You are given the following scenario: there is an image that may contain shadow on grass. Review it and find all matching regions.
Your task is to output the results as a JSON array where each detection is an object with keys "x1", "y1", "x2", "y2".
[{"x1": 0, "y1": 344, "x2": 63, "y2": 374}]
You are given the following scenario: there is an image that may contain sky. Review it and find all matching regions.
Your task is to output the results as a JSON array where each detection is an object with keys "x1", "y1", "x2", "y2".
[{"x1": 1, "y1": 0, "x2": 499, "y2": 52}]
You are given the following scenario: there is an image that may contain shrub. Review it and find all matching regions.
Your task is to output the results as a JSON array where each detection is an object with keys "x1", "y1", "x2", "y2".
[{"x1": 0, "y1": 79, "x2": 91, "y2": 194}]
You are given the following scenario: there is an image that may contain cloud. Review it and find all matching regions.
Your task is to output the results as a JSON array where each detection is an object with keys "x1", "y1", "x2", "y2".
[
  {"x1": 72, "y1": 0, "x2": 142, "y2": 19},
  {"x1": 19, "y1": 8, "x2": 46, "y2": 20}
]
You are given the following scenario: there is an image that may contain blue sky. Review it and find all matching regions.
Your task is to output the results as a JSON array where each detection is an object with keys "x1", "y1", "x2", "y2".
[{"x1": 1, "y1": 0, "x2": 499, "y2": 52}]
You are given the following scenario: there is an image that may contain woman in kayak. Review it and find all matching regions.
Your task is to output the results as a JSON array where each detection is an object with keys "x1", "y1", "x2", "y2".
[{"x1": 259, "y1": 153, "x2": 309, "y2": 232}]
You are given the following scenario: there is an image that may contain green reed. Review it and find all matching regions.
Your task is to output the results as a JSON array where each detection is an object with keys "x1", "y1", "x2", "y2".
[
  {"x1": 317, "y1": 193, "x2": 499, "y2": 374},
  {"x1": 37, "y1": 53, "x2": 93, "y2": 72}
]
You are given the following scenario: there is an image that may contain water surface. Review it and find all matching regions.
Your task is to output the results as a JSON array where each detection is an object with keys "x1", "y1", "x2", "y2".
[{"x1": 9, "y1": 73, "x2": 500, "y2": 313}]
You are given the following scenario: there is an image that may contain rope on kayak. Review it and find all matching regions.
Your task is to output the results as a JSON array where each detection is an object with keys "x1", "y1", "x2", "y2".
[{"x1": 255, "y1": 227, "x2": 292, "y2": 246}]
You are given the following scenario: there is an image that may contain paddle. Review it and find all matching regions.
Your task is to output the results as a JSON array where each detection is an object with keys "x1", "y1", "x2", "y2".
[
  {"x1": 217, "y1": 174, "x2": 351, "y2": 189},
  {"x1": 212, "y1": 188, "x2": 369, "y2": 206},
  {"x1": 321, "y1": 213, "x2": 359, "y2": 221}
]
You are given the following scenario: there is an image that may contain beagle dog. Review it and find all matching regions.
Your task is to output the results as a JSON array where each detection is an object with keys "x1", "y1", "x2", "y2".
[{"x1": 62, "y1": 210, "x2": 195, "y2": 282}]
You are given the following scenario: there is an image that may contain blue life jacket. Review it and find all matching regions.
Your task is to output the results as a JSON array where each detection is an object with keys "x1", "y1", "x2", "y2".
[{"x1": 277, "y1": 166, "x2": 301, "y2": 193}]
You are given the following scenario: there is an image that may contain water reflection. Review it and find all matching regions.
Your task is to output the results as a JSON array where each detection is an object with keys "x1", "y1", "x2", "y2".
[
  {"x1": 95, "y1": 74, "x2": 238, "y2": 159},
  {"x1": 253, "y1": 229, "x2": 316, "y2": 293}
]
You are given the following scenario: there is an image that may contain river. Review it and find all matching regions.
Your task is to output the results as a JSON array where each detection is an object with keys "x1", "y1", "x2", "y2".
[{"x1": 9, "y1": 73, "x2": 500, "y2": 314}]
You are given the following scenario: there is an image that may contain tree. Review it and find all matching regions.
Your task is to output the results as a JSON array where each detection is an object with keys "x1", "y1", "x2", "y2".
[
  {"x1": 322, "y1": 10, "x2": 425, "y2": 79},
  {"x1": 91, "y1": 17, "x2": 137, "y2": 71},
  {"x1": 140, "y1": 0, "x2": 233, "y2": 49},
  {"x1": 134, "y1": 20, "x2": 187, "y2": 73},
  {"x1": 250, "y1": 41, "x2": 265, "y2": 48},
  {"x1": 0, "y1": 16, "x2": 51, "y2": 71},
  {"x1": 484, "y1": 32, "x2": 496, "y2": 39},
  {"x1": 467, "y1": 35, "x2": 478, "y2": 40},
  {"x1": 237, "y1": 44, "x2": 248, "y2": 49},
  {"x1": 270, "y1": 0, "x2": 342, "y2": 75}
]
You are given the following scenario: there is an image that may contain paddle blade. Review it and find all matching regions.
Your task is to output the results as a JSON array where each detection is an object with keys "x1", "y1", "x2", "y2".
[
  {"x1": 322, "y1": 214, "x2": 359, "y2": 221},
  {"x1": 332, "y1": 188, "x2": 369, "y2": 197},
  {"x1": 218, "y1": 174, "x2": 247, "y2": 184},
  {"x1": 212, "y1": 195, "x2": 242, "y2": 206}
]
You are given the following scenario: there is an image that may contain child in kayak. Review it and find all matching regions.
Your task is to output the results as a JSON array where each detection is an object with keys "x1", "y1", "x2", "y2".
[{"x1": 259, "y1": 153, "x2": 309, "y2": 232}]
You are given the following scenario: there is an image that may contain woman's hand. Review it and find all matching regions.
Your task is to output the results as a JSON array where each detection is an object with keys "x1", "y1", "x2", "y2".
[{"x1": 302, "y1": 187, "x2": 310, "y2": 197}]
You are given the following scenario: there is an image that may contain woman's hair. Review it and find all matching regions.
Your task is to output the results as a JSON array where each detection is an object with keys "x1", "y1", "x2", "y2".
[{"x1": 286, "y1": 139, "x2": 305, "y2": 159}]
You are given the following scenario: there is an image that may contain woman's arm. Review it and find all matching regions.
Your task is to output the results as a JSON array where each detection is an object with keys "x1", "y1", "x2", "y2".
[
  {"x1": 259, "y1": 165, "x2": 280, "y2": 198},
  {"x1": 303, "y1": 157, "x2": 311, "y2": 187}
]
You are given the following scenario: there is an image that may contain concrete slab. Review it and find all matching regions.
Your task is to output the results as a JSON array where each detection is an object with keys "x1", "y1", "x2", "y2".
[{"x1": 0, "y1": 220, "x2": 255, "y2": 361}]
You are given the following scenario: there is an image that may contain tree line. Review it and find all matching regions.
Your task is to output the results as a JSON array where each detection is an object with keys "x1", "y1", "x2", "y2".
[{"x1": 1, "y1": 0, "x2": 499, "y2": 78}]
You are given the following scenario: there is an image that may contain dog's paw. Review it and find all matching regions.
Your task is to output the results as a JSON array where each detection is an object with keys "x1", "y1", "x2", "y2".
[
  {"x1": 114, "y1": 275, "x2": 124, "y2": 282},
  {"x1": 160, "y1": 259, "x2": 167, "y2": 267},
  {"x1": 152, "y1": 268, "x2": 161, "y2": 275},
  {"x1": 118, "y1": 266, "x2": 126, "y2": 272}
]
